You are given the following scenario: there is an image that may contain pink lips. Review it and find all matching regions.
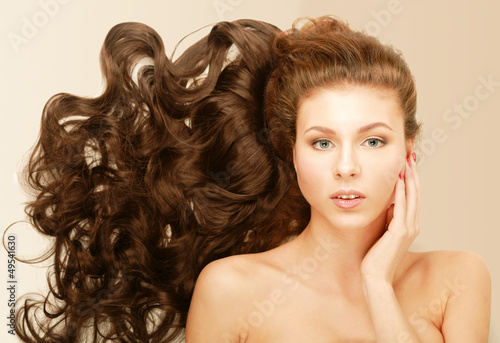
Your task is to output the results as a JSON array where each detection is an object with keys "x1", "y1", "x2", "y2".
[
  {"x1": 332, "y1": 197, "x2": 364, "y2": 209},
  {"x1": 330, "y1": 189, "x2": 366, "y2": 209}
]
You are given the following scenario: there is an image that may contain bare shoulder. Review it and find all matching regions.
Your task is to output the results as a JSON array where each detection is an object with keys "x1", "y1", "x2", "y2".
[
  {"x1": 185, "y1": 253, "x2": 273, "y2": 342},
  {"x1": 190, "y1": 253, "x2": 267, "y2": 312},
  {"x1": 402, "y1": 250, "x2": 491, "y2": 340},
  {"x1": 196, "y1": 252, "x2": 273, "y2": 290},
  {"x1": 400, "y1": 250, "x2": 491, "y2": 292},
  {"x1": 406, "y1": 250, "x2": 491, "y2": 281},
  {"x1": 421, "y1": 250, "x2": 490, "y2": 300}
]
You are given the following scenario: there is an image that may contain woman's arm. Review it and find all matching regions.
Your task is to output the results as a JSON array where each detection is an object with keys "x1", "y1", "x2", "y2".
[
  {"x1": 440, "y1": 251, "x2": 491, "y2": 342},
  {"x1": 362, "y1": 276, "x2": 422, "y2": 342}
]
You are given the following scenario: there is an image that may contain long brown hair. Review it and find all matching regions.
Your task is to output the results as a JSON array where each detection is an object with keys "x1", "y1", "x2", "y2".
[{"x1": 16, "y1": 16, "x2": 421, "y2": 342}]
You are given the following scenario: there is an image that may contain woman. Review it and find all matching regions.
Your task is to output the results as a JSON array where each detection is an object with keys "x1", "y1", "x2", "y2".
[
  {"x1": 185, "y1": 17, "x2": 491, "y2": 342},
  {"x1": 17, "y1": 16, "x2": 490, "y2": 342}
]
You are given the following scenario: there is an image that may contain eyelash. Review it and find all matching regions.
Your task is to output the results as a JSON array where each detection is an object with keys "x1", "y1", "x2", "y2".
[{"x1": 312, "y1": 138, "x2": 386, "y2": 150}]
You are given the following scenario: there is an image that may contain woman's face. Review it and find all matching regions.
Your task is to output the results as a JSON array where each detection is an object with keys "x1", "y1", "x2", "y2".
[{"x1": 293, "y1": 86, "x2": 413, "y2": 230}]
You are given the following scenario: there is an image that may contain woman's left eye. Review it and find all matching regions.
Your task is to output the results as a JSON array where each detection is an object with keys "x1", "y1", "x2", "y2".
[{"x1": 364, "y1": 138, "x2": 385, "y2": 148}]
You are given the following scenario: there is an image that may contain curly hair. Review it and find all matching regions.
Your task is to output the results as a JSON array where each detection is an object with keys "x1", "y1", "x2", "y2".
[{"x1": 16, "y1": 16, "x2": 421, "y2": 342}]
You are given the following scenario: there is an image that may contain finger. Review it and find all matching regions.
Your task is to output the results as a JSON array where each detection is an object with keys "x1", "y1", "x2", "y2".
[
  {"x1": 411, "y1": 153, "x2": 421, "y2": 216},
  {"x1": 385, "y1": 203, "x2": 394, "y2": 228},
  {"x1": 404, "y1": 156, "x2": 418, "y2": 228},
  {"x1": 410, "y1": 153, "x2": 421, "y2": 234},
  {"x1": 392, "y1": 168, "x2": 406, "y2": 228}
]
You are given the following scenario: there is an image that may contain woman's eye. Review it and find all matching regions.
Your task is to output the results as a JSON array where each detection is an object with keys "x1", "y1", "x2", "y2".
[
  {"x1": 364, "y1": 138, "x2": 385, "y2": 148},
  {"x1": 312, "y1": 138, "x2": 385, "y2": 150},
  {"x1": 313, "y1": 139, "x2": 333, "y2": 150}
]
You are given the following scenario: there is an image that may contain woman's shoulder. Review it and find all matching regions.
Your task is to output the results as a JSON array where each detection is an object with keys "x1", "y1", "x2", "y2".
[
  {"x1": 186, "y1": 252, "x2": 278, "y2": 340},
  {"x1": 191, "y1": 251, "x2": 285, "y2": 311},
  {"x1": 399, "y1": 249, "x2": 491, "y2": 306},
  {"x1": 404, "y1": 250, "x2": 491, "y2": 339},
  {"x1": 195, "y1": 252, "x2": 278, "y2": 293},
  {"x1": 195, "y1": 249, "x2": 491, "y2": 302},
  {"x1": 396, "y1": 250, "x2": 490, "y2": 297},
  {"x1": 406, "y1": 249, "x2": 490, "y2": 277},
  {"x1": 200, "y1": 249, "x2": 491, "y2": 288}
]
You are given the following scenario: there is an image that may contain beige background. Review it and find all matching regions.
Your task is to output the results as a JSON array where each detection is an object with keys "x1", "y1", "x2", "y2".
[{"x1": 1, "y1": 0, "x2": 498, "y2": 341}]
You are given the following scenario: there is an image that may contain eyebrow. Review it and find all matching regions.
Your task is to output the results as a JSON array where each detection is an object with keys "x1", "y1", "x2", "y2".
[{"x1": 304, "y1": 122, "x2": 393, "y2": 135}]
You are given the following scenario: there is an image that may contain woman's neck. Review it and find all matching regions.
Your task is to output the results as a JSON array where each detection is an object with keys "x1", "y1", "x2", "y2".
[{"x1": 287, "y1": 209, "x2": 389, "y2": 293}]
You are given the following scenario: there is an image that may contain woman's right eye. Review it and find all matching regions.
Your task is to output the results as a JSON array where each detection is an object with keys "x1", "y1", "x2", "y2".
[{"x1": 312, "y1": 139, "x2": 333, "y2": 150}]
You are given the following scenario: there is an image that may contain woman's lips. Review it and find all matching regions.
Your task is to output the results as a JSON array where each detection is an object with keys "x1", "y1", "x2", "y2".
[
  {"x1": 330, "y1": 189, "x2": 366, "y2": 198},
  {"x1": 332, "y1": 197, "x2": 365, "y2": 209}
]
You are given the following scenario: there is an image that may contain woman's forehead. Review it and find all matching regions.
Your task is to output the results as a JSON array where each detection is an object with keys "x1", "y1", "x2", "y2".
[{"x1": 296, "y1": 86, "x2": 404, "y2": 133}]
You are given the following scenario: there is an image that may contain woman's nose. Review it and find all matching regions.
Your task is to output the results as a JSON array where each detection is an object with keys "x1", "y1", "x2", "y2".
[{"x1": 334, "y1": 147, "x2": 361, "y2": 179}]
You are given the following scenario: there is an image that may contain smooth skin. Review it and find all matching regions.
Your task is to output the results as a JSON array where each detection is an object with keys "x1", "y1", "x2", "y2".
[{"x1": 185, "y1": 86, "x2": 491, "y2": 342}]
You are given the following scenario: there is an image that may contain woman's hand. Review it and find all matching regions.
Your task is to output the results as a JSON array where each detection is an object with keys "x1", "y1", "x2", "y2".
[
  {"x1": 360, "y1": 152, "x2": 423, "y2": 341},
  {"x1": 360, "y1": 152, "x2": 420, "y2": 285}
]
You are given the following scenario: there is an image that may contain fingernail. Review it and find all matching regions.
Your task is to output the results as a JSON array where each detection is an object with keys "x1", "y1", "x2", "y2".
[
  {"x1": 399, "y1": 171, "x2": 403, "y2": 180},
  {"x1": 407, "y1": 157, "x2": 411, "y2": 167},
  {"x1": 412, "y1": 152, "x2": 416, "y2": 162}
]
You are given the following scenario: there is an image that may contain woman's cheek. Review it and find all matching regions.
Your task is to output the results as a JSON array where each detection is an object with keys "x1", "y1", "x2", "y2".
[
  {"x1": 295, "y1": 155, "x2": 326, "y2": 196},
  {"x1": 390, "y1": 164, "x2": 403, "y2": 203},
  {"x1": 380, "y1": 158, "x2": 405, "y2": 204}
]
